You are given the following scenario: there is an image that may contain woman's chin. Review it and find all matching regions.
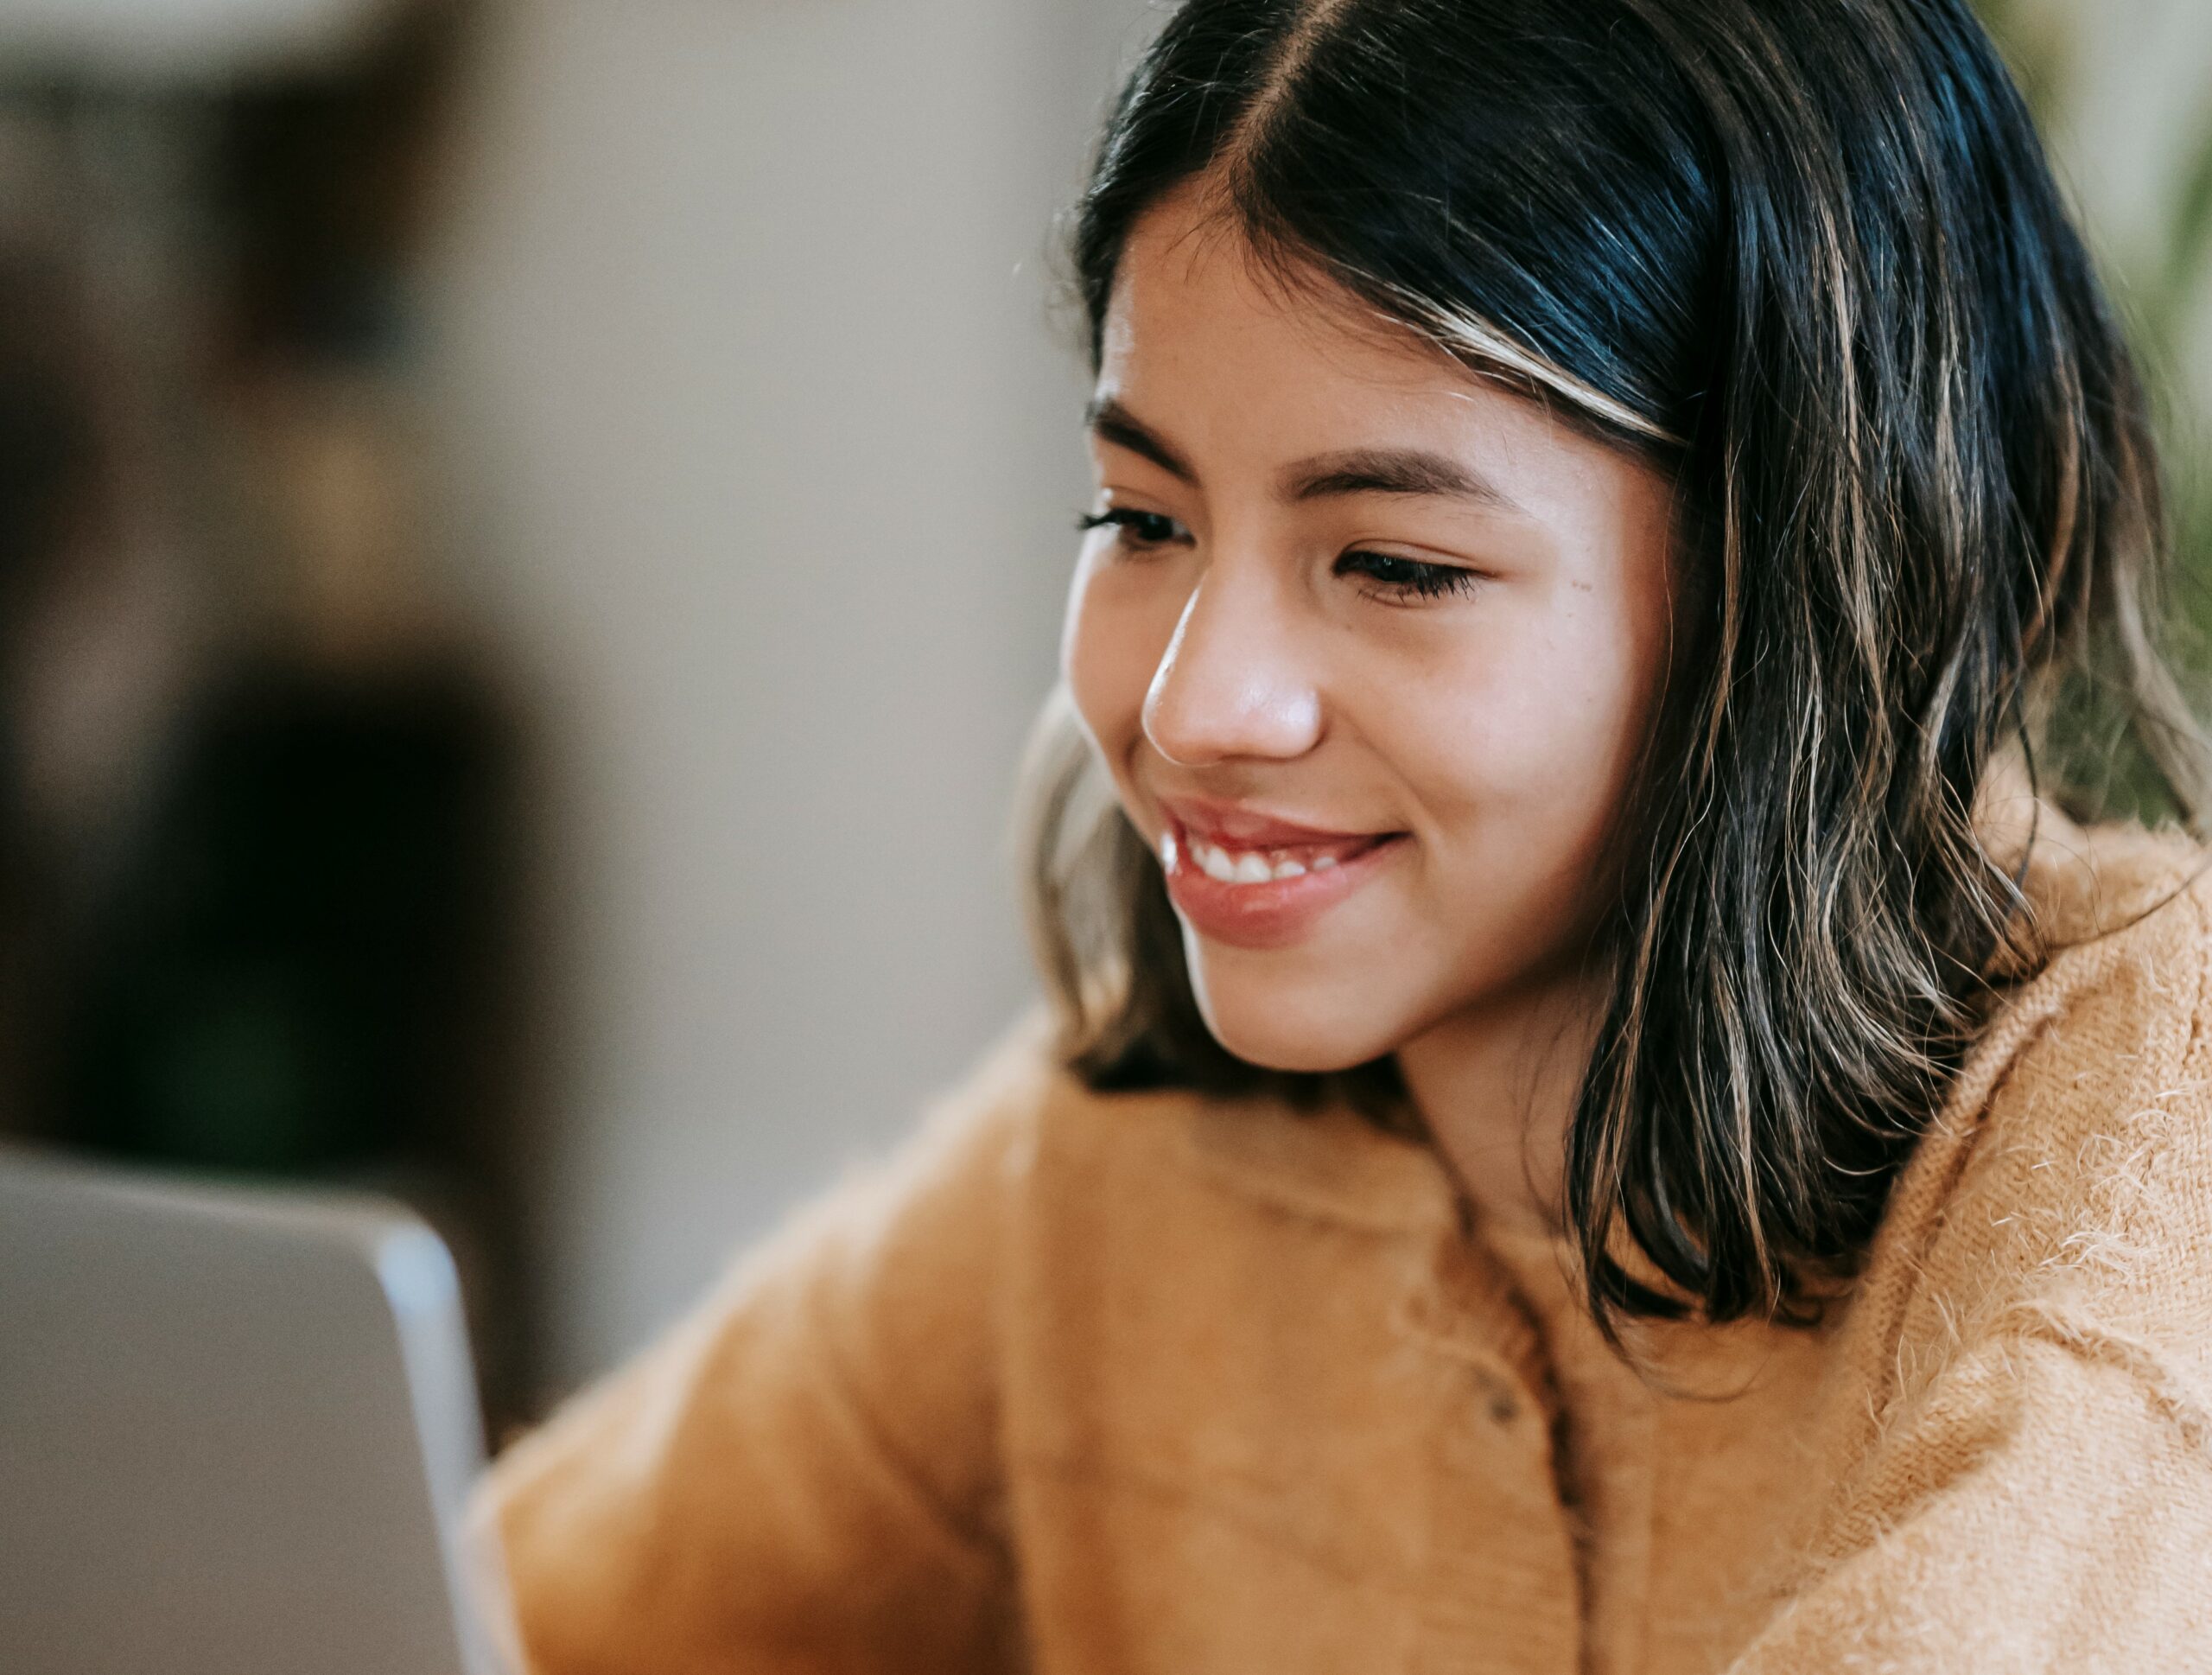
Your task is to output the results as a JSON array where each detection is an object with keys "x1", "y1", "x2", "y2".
[{"x1": 1187, "y1": 971, "x2": 1408, "y2": 1075}]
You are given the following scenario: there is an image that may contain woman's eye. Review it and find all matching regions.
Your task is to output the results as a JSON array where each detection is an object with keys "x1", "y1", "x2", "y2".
[
  {"x1": 1334, "y1": 550, "x2": 1483, "y2": 602},
  {"x1": 1077, "y1": 507, "x2": 1190, "y2": 550}
]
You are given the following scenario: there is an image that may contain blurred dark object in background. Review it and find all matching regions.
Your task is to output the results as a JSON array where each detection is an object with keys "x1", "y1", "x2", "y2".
[
  {"x1": 0, "y1": 0, "x2": 539, "y2": 1429},
  {"x1": 0, "y1": 213, "x2": 103, "y2": 1139},
  {"x1": 58, "y1": 655, "x2": 511, "y2": 1176}
]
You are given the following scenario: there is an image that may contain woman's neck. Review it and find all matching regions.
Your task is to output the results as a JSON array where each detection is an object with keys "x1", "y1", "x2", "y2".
[{"x1": 1394, "y1": 967, "x2": 1609, "y2": 1240}]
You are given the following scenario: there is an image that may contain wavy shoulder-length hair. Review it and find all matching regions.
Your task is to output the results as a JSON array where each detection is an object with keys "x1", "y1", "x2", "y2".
[{"x1": 1020, "y1": 0, "x2": 2209, "y2": 1331}]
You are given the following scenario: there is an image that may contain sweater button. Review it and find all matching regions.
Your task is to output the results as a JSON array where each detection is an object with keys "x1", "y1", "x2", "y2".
[{"x1": 1473, "y1": 1372, "x2": 1521, "y2": 1424}]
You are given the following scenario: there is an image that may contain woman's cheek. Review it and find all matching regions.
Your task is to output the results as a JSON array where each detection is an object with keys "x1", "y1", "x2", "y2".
[{"x1": 1462, "y1": 607, "x2": 1632, "y2": 789}]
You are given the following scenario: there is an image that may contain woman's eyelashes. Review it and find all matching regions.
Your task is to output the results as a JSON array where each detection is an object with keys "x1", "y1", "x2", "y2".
[
  {"x1": 1077, "y1": 506, "x2": 1190, "y2": 548},
  {"x1": 1077, "y1": 507, "x2": 1485, "y2": 604},
  {"x1": 1333, "y1": 549, "x2": 1484, "y2": 603}
]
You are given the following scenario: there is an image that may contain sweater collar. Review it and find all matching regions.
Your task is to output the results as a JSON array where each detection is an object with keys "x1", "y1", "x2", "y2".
[{"x1": 1181, "y1": 1091, "x2": 1461, "y2": 1235}]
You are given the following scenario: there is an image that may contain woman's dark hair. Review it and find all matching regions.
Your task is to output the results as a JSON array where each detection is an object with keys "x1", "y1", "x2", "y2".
[{"x1": 1020, "y1": 0, "x2": 2209, "y2": 1332}]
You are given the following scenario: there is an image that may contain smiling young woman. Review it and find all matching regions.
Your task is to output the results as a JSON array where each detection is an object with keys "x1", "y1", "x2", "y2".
[
  {"x1": 1055, "y1": 188, "x2": 1684, "y2": 1243},
  {"x1": 479, "y1": 3, "x2": 2212, "y2": 1671}
]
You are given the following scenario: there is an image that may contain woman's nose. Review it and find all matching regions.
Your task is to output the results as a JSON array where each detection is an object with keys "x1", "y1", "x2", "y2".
[{"x1": 1141, "y1": 566, "x2": 1323, "y2": 767}]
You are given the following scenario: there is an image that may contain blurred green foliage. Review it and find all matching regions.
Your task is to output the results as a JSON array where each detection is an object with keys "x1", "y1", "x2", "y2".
[{"x1": 1977, "y1": 0, "x2": 2212, "y2": 826}]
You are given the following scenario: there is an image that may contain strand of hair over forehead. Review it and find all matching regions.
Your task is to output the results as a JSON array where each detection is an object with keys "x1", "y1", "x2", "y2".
[{"x1": 1218, "y1": 0, "x2": 1686, "y2": 449}]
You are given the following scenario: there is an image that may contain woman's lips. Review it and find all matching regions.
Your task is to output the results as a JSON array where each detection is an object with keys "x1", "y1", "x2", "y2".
[{"x1": 1156, "y1": 813, "x2": 1405, "y2": 950}]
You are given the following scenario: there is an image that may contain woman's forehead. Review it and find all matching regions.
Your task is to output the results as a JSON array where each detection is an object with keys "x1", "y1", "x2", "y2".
[
  {"x1": 1102, "y1": 194, "x2": 1443, "y2": 400},
  {"x1": 1096, "y1": 203, "x2": 1638, "y2": 514}
]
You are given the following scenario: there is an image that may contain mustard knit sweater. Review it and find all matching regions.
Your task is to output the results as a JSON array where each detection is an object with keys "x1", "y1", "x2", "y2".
[{"x1": 478, "y1": 815, "x2": 2212, "y2": 1673}]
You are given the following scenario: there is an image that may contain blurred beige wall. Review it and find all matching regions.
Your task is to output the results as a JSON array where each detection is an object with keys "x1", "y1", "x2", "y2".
[{"x1": 424, "y1": 0, "x2": 1156, "y2": 1391}]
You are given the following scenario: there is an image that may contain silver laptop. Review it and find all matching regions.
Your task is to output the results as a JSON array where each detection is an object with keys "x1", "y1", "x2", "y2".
[{"x1": 0, "y1": 1145, "x2": 518, "y2": 1675}]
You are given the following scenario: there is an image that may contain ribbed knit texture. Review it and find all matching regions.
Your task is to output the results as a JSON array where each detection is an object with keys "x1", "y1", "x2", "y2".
[{"x1": 479, "y1": 811, "x2": 2212, "y2": 1672}]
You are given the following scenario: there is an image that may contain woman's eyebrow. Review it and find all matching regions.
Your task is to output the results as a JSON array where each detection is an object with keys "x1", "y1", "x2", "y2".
[
  {"x1": 1281, "y1": 449, "x2": 1525, "y2": 513},
  {"x1": 1084, "y1": 400, "x2": 1523, "y2": 516},
  {"x1": 1085, "y1": 397, "x2": 1196, "y2": 482}
]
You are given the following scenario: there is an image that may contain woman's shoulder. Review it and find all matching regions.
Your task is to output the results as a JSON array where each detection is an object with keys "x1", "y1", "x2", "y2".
[
  {"x1": 1874, "y1": 812, "x2": 2212, "y2": 1372},
  {"x1": 1995, "y1": 808, "x2": 2212, "y2": 1099},
  {"x1": 2005, "y1": 800, "x2": 2212, "y2": 967}
]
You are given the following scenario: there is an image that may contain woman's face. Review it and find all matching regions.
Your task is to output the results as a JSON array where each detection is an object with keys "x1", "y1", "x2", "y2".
[{"x1": 1063, "y1": 191, "x2": 1681, "y2": 1073}]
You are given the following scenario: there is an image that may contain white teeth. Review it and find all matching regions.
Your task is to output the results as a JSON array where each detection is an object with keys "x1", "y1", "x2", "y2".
[
  {"x1": 1231, "y1": 851, "x2": 1274, "y2": 884},
  {"x1": 1159, "y1": 831, "x2": 1180, "y2": 873},
  {"x1": 1183, "y1": 832, "x2": 1338, "y2": 885}
]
